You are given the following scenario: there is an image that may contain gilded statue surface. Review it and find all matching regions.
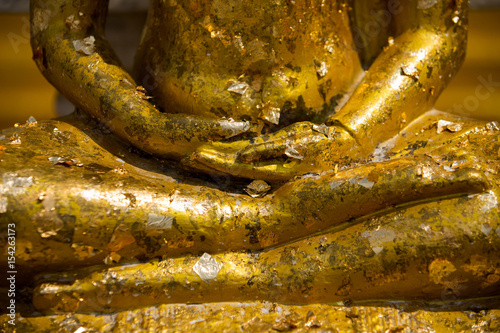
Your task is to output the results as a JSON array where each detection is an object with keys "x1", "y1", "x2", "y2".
[{"x1": 0, "y1": 0, "x2": 499, "y2": 331}]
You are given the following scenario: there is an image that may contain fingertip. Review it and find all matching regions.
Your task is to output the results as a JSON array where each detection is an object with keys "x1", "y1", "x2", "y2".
[{"x1": 454, "y1": 168, "x2": 490, "y2": 192}]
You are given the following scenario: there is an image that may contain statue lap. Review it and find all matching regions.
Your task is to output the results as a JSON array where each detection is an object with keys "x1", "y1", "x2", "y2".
[{"x1": 1, "y1": 110, "x2": 499, "y2": 331}]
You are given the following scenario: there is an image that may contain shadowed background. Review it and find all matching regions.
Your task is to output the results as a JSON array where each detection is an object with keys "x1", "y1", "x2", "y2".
[{"x1": 0, "y1": 0, "x2": 499, "y2": 129}]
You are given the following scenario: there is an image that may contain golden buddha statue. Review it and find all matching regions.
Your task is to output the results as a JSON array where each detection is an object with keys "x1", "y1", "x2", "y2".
[{"x1": 1, "y1": 0, "x2": 499, "y2": 331}]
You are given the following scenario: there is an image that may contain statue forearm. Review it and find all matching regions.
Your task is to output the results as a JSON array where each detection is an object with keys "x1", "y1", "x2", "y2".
[
  {"x1": 328, "y1": 0, "x2": 468, "y2": 153},
  {"x1": 30, "y1": 0, "x2": 252, "y2": 159},
  {"x1": 328, "y1": 28, "x2": 466, "y2": 153}
]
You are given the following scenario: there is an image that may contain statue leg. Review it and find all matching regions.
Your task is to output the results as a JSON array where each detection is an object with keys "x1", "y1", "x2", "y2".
[
  {"x1": 32, "y1": 181, "x2": 500, "y2": 313},
  {"x1": 26, "y1": 112, "x2": 500, "y2": 313},
  {"x1": 0, "y1": 116, "x2": 487, "y2": 286},
  {"x1": 0, "y1": 116, "x2": 267, "y2": 284},
  {"x1": 2, "y1": 112, "x2": 499, "y2": 313}
]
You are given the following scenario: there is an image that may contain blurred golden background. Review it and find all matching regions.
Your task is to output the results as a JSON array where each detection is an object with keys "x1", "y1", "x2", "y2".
[{"x1": 0, "y1": 9, "x2": 499, "y2": 130}]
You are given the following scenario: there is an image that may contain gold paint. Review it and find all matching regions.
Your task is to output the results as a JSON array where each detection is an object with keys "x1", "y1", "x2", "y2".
[{"x1": 0, "y1": 0, "x2": 498, "y2": 330}]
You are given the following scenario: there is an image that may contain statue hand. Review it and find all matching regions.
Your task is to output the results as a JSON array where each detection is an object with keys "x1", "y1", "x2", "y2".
[{"x1": 186, "y1": 122, "x2": 362, "y2": 181}]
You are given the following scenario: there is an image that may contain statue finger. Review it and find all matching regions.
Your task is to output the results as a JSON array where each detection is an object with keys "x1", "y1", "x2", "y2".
[
  {"x1": 239, "y1": 131, "x2": 327, "y2": 163},
  {"x1": 238, "y1": 140, "x2": 288, "y2": 163},
  {"x1": 193, "y1": 148, "x2": 298, "y2": 180}
]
